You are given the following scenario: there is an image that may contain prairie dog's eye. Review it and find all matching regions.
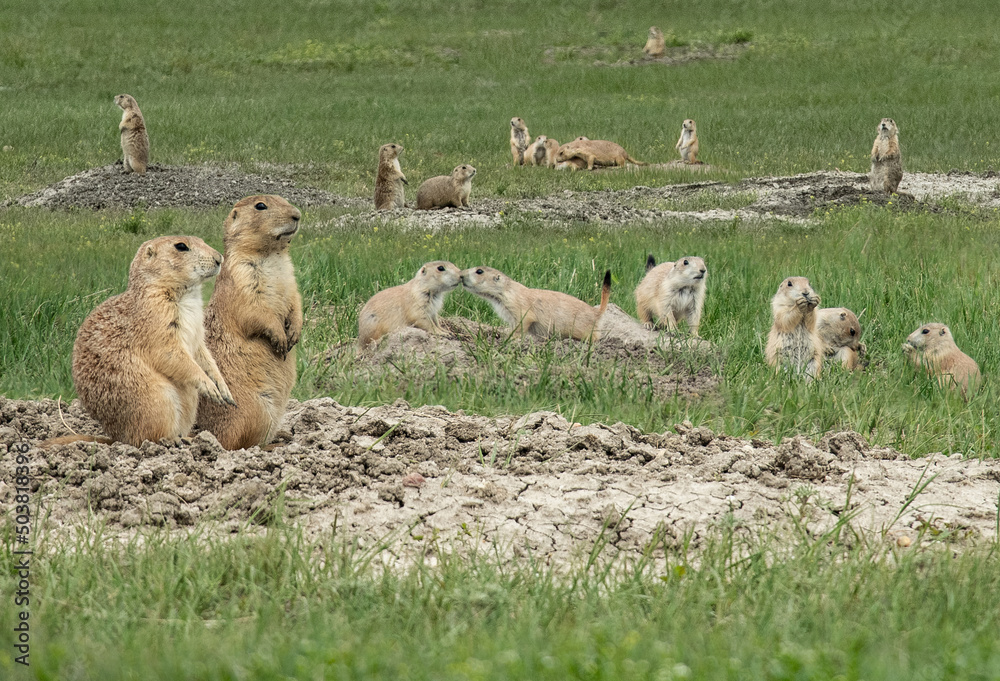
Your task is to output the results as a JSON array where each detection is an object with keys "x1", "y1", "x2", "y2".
[
  {"x1": 437, "y1": 265, "x2": 445, "y2": 272},
  {"x1": 174, "y1": 242, "x2": 189, "y2": 252},
  {"x1": 850, "y1": 328, "x2": 856, "y2": 336},
  {"x1": 922, "y1": 328, "x2": 930, "y2": 335},
  {"x1": 255, "y1": 202, "x2": 267, "y2": 210},
  {"x1": 787, "y1": 281, "x2": 792, "y2": 287},
  {"x1": 683, "y1": 259, "x2": 689, "y2": 266},
  {"x1": 476, "y1": 269, "x2": 484, "y2": 275}
]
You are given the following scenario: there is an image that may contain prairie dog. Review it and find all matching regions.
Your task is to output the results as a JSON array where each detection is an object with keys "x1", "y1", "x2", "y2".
[
  {"x1": 816, "y1": 307, "x2": 865, "y2": 371},
  {"x1": 675, "y1": 119, "x2": 700, "y2": 164},
  {"x1": 374, "y1": 143, "x2": 407, "y2": 210},
  {"x1": 510, "y1": 117, "x2": 530, "y2": 166},
  {"x1": 554, "y1": 140, "x2": 646, "y2": 170},
  {"x1": 197, "y1": 195, "x2": 303, "y2": 450},
  {"x1": 416, "y1": 164, "x2": 476, "y2": 210},
  {"x1": 643, "y1": 27, "x2": 666, "y2": 58},
  {"x1": 114, "y1": 94, "x2": 149, "y2": 175},
  {"x1": 357, "y1": 261, "x2": 462, "y2": 350},
  {"x1": 765, "y1": 277, "x2": 823, "y2": 379},
  {"x1": 634, "y1": 255, "x2": 707, "y2": 336},
  {"x1": 61, "y1": 236, "x2": 233, "y2": 447},
  {"x1": 525, "y1": 135, "x2": 549, "y2": 167},
  {"x1": 870, "y1": 118, "x2": 903, "y2": 193},
  {"x1": 461, "y1": 267, "x2": 612, "y2": 342},
  {"x1": 542, "y1": 137, "x2": 560, "y2": 168},
  {"x1": 903, "y1": 323, "x2": 981, "y2": 397}
]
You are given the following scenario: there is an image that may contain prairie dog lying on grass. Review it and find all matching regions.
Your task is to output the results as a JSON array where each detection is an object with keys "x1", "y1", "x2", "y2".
[
  {"x1": 461, "y1": 266, "x2": 612, "y2": 341},
  {"x1": 903, "y1": 322, "x2": 980, "y2": 397},
  {"x1": 634, "y1": 254, "x2": 707, "y2": 336},
  {"x1": 765, "y1": 276, "x2": 822, "y2": 379},
  {"x1": 357, "y1": 261, "x2": 462, "y2": 350},
  {"x1": 554, "y1": 139, "x2": 646, "y2": 170}
]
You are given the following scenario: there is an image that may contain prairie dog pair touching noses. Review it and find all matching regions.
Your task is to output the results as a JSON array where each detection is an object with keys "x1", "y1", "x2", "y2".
[{"x1": 903, "y1": 323, "x2": 980, "y2": 397}]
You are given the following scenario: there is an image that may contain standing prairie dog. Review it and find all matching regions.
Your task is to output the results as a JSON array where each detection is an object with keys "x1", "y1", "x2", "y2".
[
  {"x1": 374, "y1": 143, "x2": 407, "y2": 210},
  {"x1": 903, "y1": 323, "x2": 981, "y2": 397},
  {"x1": 541, "y1": 137, "x2": 560, "y2": 167},
  {"x1": 643, "y1": 27, "x2": 666, "y2": 58},
  {"x1": 870, "y1": 118, "x2": 903, "y2": 193},
  {"x1": 357, "y1": 261, "x2": 462, "y2": 350},
  {"x1": 510, "y1": 117, "x2": 530, "y2": 166},
  {"x1": 114, "y1": 94, "x2": 149, "y2": 174},
  {"x1": 554, "y1": 140, "x2": 646, "y2": 170},
  {"x1": 675, "y1": 119, "x2": 700, "y2": 164},
  {"x1": 197, "y1": 195, "x2": 303, "y2": 450},
  {"x1": 525, "y1": 135, "x2": 549, "y2": 167},
  {"x1": 816, "y1": 307, "x2": 865, "y2": 371},
  {"x1": 765, "y1": 277, "x2": 823, "y2": 379},
  {"x1": 54, "y1": 236, "x2": 234, "y2": 448},
  {"x1": 634, "y1": 255, "x2": 707, "y2": 336},
  {"x1": 461, "y1": 266, "x2": 611, "y2": 342},
  {"x1": 416, "y1": 164, "x2": 476, "y2": 210}
]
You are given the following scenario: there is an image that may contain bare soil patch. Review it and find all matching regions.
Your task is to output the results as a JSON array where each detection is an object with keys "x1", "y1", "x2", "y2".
[
  {"x1": 323, "y1": 308, "x2": 718, "y2": 401},
  {"x1": 4, "y1": 163, "x2": 365, "y2": 210},
  {"x1": 2, "y1": 395, "x2": 998, "y2": 566}
]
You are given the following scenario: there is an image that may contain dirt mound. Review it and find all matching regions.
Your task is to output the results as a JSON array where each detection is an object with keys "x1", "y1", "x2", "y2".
[
  {"x1": 3, "y1": 396, "x2": 998, "y2": 566},
  {"x1": 5, "y1": 163, "x2": 365, "y2": 210},
  {"x1": 543, "y1": 43, "x2": 751, "y2": 68},
  {"x1": 324, "y1": 308, "x2": 718, "y2": 400}
]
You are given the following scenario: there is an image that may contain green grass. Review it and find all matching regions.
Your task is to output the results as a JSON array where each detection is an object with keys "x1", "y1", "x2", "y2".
[{"x1": 3, "y1": 516, "x2": 1000, "y2": 680}]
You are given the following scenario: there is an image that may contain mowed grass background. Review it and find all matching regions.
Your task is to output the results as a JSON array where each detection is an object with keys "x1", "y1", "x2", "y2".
[{"x1": 6, "y1": 2, "x2": 1000, "y2": 677}]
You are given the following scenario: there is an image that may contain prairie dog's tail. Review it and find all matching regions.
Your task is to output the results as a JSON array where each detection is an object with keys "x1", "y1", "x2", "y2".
[
  {"x1": 626, "y1": 154, "x2": 647, "y2": 166},
  {"x1": 41, "y1": 434, "x2": 113, "y2": 449},
  {"x1": 645, "y1": 254, "x2": 656, "y2": 272},
  {"x1": 597, "y1": 270, "x2": 611, "y2": 317}
]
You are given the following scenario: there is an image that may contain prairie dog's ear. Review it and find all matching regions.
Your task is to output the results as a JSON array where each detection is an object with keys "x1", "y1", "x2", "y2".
[
  {"x1": 494, "y1": 274, "x2": 502, "y2": 282},
  {"x1": 840, "y1": 313, "x2": 847, "y2": 320},
  {"x1": 146, "y1": 245, "x2": 156, "y2": 260},
  {"x1": 940, "y1": 328, "x2": 947, "y2": 336}
]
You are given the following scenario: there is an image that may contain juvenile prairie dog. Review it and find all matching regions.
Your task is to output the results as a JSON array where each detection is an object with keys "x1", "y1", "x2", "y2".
[
  {"x1": 525, "y1": 135, "x2": 551, "y2": 167},
  {"x1": 903, "y1": 323, "x2": 981, "y2": 397},
  {"x1": 416, "y1": 164, "x2": 476, "y2": 210},
  {"x1": 765, "y1": 277, "x2": 823, "y2": 379},
  {"x1": 114, "y1": 93, "x2": 149, "y2": 174},
  {"x1": 870, "y1": 117, "x2": 903, "y2": 193},
  {"x1": 374, "y1": 143, "x2": 407, "y2": 210},
  {"x1": 554, "y1": 139, "x2": 646, "y2": 170},
  {"x1": 634, "y1": 255, "x2": 707, "y2": 336},
  {"x1": 357, "y1": 261, "x2": 462, "y2": 350},
  {"x1": 816, "y1": 307, "x2": 865, "y2": 371},
  {"x1": 59, "y1": 236, "x2": 233, "y2": 448},
  {"x1": 510, "y1": 117, "x2": 530, "y2": 166},
  {"x1": 643, "y1": 26, "x2": 666, "y2": 58},
  {"x1": 461, "y1": 266, "x2": 611, "y2": 341},
  {"x1": 542, "y1": 137, "x2": 560, "y2": 167},
  {"x1": 197, "y1": 195, "x2": 303, "y2": 450},
  {"x1": 675, "y1": 119, "x2": 700, "y2": 164}
]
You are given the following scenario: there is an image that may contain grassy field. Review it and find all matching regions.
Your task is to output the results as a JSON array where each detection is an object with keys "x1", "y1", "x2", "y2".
[
  {"x1": 6, "y1": 0, "x2": 1000, "y2": 677},
  {"x1": 3, "y1": 521, "x2": 1000, "y2": 680}
]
